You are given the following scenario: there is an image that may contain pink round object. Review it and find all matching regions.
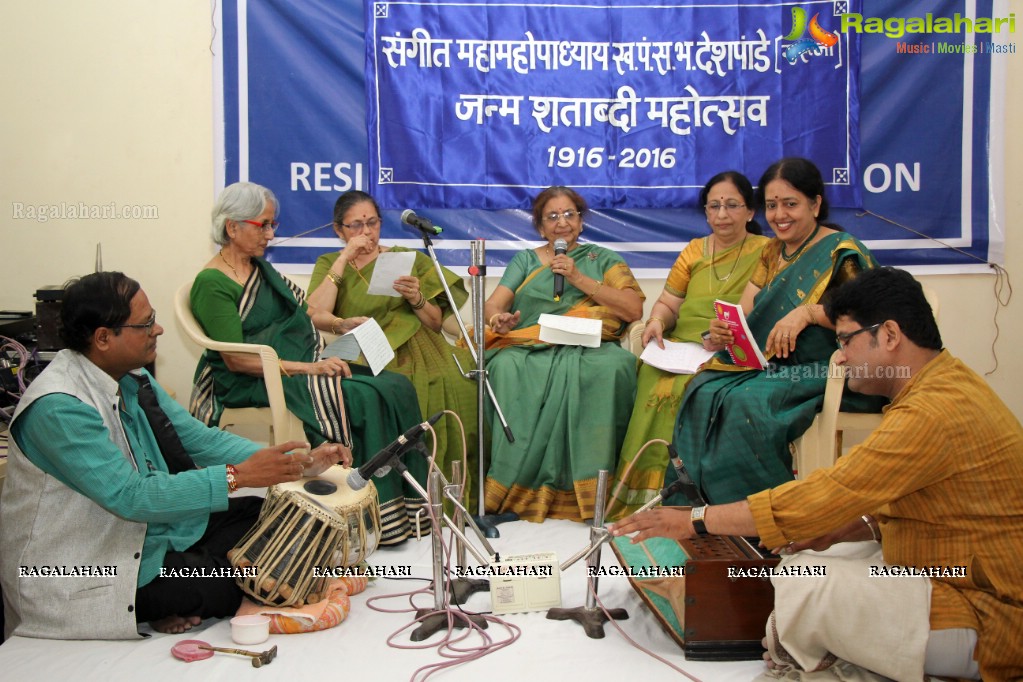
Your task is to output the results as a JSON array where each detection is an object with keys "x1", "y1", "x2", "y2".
[{"x1": 171, "y1": 639, "x2": 214, "y2": 663}]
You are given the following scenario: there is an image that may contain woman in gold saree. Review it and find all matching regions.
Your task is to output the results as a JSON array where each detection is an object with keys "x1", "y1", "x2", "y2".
[{"x1": 607, "y1": 171, "x2": 768, "y2": 519}]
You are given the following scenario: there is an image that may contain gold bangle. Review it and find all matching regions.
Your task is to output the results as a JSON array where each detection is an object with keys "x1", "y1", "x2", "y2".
[
  {"x1": 279, "y1": 360, "x2": 291, "y2": 377},
  {"x1": 804, "y1": 305, "x2": 817, "y2": 326},
  {"x1": 411, "y1": 292, "x2": 427, "y2": 310},
  {"x1": 331, "y1": 318, "x2": 345, "y2": 335},
  {"x1": 647, "y1": 316, "x2": 668, "y2": 329},
  {"x1": 327, "y1": 271, "x2": 343, "y2": 288},
  {"x1": 489, "y1": 314, "x2": 501, "y2": 328},
  {"x1": 590, "y1": 281, "x2": 603, "y2": 297}
]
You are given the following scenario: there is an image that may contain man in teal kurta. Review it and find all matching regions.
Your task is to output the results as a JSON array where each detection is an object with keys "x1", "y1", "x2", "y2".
[{"x1": 0, "y1": 272, "x2": 345, "y2": 639}]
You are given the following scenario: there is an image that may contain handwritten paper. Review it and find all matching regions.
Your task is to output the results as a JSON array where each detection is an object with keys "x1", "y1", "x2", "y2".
[
  {"x1": 640, "y1": 340, "x2": 715, "y2": 374},
  {"x1": 320, "y1": 318, "x2": 395, "y2": 375}
]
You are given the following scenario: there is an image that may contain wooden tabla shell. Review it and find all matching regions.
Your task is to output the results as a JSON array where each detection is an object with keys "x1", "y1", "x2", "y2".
[{"x1": 229, "y1": 466, "x2": 381, "y2": 607}]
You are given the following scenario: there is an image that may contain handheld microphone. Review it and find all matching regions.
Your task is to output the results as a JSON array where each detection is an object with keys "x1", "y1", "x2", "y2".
[
  {"x1": 346, "y1": 412, "x2": 443, "y2": 491},
  {"x1": 665, "y1": 444, "x2": 707, "y2": 506},
  {"x1": 553, "y1": 238, "x2": 567, "y2": 300},
  {"x1": 401, "y1": 209, "x2": 443, "y2": 236}
]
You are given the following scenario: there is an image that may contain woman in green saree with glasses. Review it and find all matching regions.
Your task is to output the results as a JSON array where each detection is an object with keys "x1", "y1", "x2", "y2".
[{"x1": 483, "y1": 186, "x2": 645, "y2": 522}]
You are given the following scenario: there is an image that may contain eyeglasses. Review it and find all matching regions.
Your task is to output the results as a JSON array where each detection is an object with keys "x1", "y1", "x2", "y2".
[
  {"x1": 116, "y1": 311, "x2": 158, "y2": 336},
  {"x1": 239, "y1": 219, "x2": 279, "y2": 233},
  {"x1": 836, "y1": 322, "x2": 881, "y2": 349},
  {"x1": 340, "y1": 217, "x2": 381, "y2": 232},
  {"x1": 705, "y1": 202, "x2": 747, "y2": 214},
  {"x1": 542, "y1": 210, "x2": 581, "y2": 224}
]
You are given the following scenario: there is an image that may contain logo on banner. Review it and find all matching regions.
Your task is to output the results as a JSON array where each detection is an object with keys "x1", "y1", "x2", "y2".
[{"x1": 782, "y1": 6, "x2": 839, "y2": 63}]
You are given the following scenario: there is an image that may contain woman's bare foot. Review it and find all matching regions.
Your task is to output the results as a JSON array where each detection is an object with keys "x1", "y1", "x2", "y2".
[{"x1": 150, "y1": 615, "x2": 202, "y2": 634}]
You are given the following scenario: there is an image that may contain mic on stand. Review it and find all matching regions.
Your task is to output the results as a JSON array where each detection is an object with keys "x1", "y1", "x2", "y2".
[
  {"x1": 347, "y1": 412, "x2": 443, "y2": 491},
  {"x1": 401, "y1": 209, "x2": 443, "y2": 236},
  {"x1": 553, "y1": 238, "x2": 567, "y2": 300},
  {"x1": 666, "y1": 444, "x2": 707, "y2": 506}
]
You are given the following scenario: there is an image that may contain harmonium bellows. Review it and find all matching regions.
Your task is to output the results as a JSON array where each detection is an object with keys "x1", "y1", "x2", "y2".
[{"x1": 611, "y1": 534, "x2": 779, "y2": 661}]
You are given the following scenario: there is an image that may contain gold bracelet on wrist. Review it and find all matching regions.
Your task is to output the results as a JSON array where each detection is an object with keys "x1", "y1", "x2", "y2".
[
  {"x1": 411, "y1": 292, "x2": 427, "y2": 310},
  {"x1": 327, "y1": 271, "x2": 343, "y2": 288},
  {"x1": 489, "y1": 314, "x2": 501, "y2": 328},
  {"x1": 279, "y1": 360, "x2": 291, "y2": 377},
  {"x1": 591, "y1": 280, "x2": 603, "y2": 297},
  {"x1": 331, "y1": 318, "x2": 345, "y2": 335},
  {"x1": 805, "y1": 305, "x2": 817, "y2": 326},
  {"x1": 647, "y1": 316, "x2": 668, "y2": 329}
]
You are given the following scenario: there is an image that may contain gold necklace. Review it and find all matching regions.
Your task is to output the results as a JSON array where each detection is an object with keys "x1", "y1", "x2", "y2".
[
  {"x1": 219, "y1": 250, "x2": 246, "y2": 284},
  {"x1": 710, "y1": 231, "x2": 749, "y2": 284}
]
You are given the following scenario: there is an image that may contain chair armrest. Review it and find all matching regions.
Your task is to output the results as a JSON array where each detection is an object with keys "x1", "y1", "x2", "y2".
[{"x1": 622, "y1": 320, "x2": 645, "y2": 355}]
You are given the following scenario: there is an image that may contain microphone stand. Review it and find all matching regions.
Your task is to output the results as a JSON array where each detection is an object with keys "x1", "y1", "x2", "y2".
[
  {"x1": 551, "y1": 453, "x2": 706, "y2": 637},
  {"x1": 447, "y1": 460, "x2": 489, "y2": 605},
  {"x1": 546, "y1": 470, "x2": 628, "y2": 638},
  {"x1": 390, "y1": 456, "x2": 501, "y2": 641},
  {"x1": 411, "y1": 225, "x2": 517, "y2": 538}
]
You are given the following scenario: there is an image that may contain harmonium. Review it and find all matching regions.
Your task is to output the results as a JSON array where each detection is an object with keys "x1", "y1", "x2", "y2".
[{"x1": 611, "y1": 533, "x2": 779, "y2": 660}]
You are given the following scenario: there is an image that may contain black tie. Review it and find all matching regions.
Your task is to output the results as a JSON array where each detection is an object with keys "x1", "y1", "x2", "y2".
[{"x1": 131, "y1": 373, "x2": 197, "y2": 475}]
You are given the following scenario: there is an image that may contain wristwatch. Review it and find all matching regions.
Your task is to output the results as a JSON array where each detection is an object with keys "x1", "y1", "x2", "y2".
[{"x1": 690, "y1": 506, "x2": 709, "y2": 536}]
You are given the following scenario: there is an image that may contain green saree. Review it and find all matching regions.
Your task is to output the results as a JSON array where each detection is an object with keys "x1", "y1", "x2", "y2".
[
  {"x1": 484, "y1": 244, "x2": 644, "y2": 522},
  {"x1": 189, "y1": 258, "x2": 428, "y2": 545},
  {"x1": 666, "y1": 232, "x2": 887, "y2": 505},
  {"x1": 309, "y1": 247, "x2": 479, "y2": 499},
  {"x1": 607, "y1": 233, "x2": 768, "y2": 519}
]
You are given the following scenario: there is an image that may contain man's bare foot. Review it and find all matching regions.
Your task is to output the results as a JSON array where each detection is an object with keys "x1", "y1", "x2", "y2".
[
  {"x1": 762, "y1": 637, "x2": 782, "y2": 670},
  {"x1": 150, "y1": 615, "x2": 202, "y2": 634}
]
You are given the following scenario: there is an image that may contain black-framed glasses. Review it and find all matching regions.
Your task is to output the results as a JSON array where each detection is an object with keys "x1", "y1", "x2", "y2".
[
  {"x1": 836, "y1": 322, "x2": 881, "y2": 349},
  {"x1": 116, "y1": 311, "x2": 158, "y2": 335},
  {"x1": 543, "y1": 210, "x2": 581, "y2": 224},
  {"x1": 705, "y1": 202, "x2": 746, "y2": 213},
  {"x1": 340, "y1": 216, "x2": 381, "y2": 232},
  {"x1": 239, "y1": 219, "x2": 279, "y2": 233}
]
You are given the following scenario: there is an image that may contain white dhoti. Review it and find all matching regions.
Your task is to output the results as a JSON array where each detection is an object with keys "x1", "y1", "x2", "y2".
[{"x1": 758, "y1": 542, "x2": 932, "y2": 682}]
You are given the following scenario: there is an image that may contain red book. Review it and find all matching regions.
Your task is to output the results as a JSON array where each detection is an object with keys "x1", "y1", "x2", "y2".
[{"x1": 714, "y1": 300, "x2": 767, "y2": 370}]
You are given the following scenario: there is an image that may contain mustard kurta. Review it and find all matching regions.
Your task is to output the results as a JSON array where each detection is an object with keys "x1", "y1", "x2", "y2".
[{"x1": 749, "y1": 350, "x2": 1023, "y2": 680}]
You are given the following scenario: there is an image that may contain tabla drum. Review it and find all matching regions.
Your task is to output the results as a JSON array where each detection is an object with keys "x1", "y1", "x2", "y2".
[{"x1": 228, "y1": 466, "x2": 381, "y2": 607}]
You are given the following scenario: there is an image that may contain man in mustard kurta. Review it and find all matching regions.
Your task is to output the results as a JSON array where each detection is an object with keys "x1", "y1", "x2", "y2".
[{"x1": 612, "y1": 267, "x2": 1023, "y2": 681}]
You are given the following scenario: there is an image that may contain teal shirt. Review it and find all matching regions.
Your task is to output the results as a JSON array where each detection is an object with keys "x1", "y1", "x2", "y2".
[{"x1": 11, "y1": 372, "x2": 259, "y2": 587}]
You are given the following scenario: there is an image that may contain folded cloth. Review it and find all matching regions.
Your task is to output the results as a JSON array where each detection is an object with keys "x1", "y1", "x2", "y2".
[
  {"x1": 759, "y1": 542, "x2": 932, "y2": 681},
  {"x1": 236, "y1": 576, "x2": 369, "y2": 634}
]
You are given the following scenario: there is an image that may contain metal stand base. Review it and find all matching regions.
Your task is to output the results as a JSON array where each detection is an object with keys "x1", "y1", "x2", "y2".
[
  {"x1": 472, "y1": 512, "x2": 518, "y2": 538},
  {"x1": 448, "y1": 577, "x2": 490, "y2": 606},
  {"x1": 411, "y1": 609, "x2": 489, "y2": 641},
  {"x1": 546, "y1": 606, "x2": 629, "y2": 639}
]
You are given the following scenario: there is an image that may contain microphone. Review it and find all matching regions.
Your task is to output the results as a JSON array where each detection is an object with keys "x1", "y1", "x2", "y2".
[
  {"x1": 665, "y1": 444, "x2": 707, "y2": 506},
  {"x1": 346, "y1": 412, "x2": 443, "y2": 491},
  {"x1": 553, "y1": 238, "x2": 567, "y2": 300},
  {"x1": 401, "y1": 209, "x2": 443, "y2": 236}
]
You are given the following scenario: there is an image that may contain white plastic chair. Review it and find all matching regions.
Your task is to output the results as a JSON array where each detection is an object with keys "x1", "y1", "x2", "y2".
[
  {"x1": 793, "y1": 286, "x2": 940, "y2": 478},
  {"x1": 174, "y1": 283, "x2": 304, "y2": 445}
]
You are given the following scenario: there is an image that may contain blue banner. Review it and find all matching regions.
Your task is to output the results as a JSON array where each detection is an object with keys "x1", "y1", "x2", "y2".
[
  {"x1": 366, "y1": 0, "x2": 861, "y2": 210},
  {"x1": 217, "y1": 0, "x2": 1004, "y2": 274}
]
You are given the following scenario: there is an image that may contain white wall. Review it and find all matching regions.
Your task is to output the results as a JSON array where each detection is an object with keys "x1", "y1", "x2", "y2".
[{"x1": 2, "y1": 1, "x2": 1021, "y2": 419}]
